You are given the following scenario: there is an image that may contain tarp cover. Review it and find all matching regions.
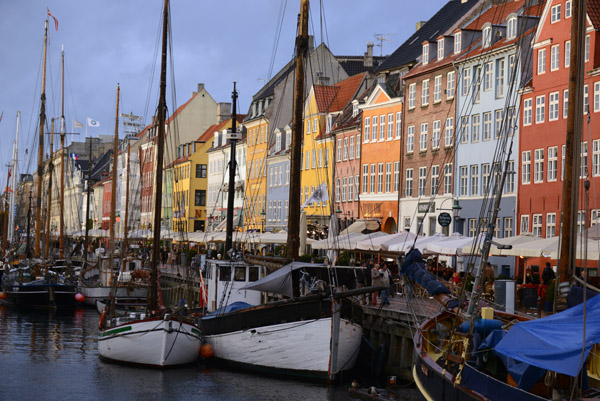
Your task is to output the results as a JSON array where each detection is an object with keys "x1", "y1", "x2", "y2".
[
  {"x1": 495, "y1": 289, "x2": 600, "y2": 377},
  {"x1": 401, "y1": 249, "x2": 450, "y2": 296},
  {"x1": 239, "y1": 261, "x2": 324, "y2": 298}
]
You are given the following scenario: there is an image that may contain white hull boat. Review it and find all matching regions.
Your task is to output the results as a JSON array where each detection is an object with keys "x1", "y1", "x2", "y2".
[
  {"x1": 98, "y1": 316, "x2": 202, "y2": 367},
  {"x1": 81, "y1": 286, "x2": 147, "y2": 306}
]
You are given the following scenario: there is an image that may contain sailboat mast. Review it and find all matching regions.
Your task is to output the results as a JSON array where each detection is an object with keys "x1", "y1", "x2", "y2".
[
  {"x1": 109, "y1": 85, "x2": 120, "y2": 280},
  {"x1": 559, "y1": 0, "x2": 587, "y2": 283},
  {"x1": 83, "y1": 138, "x2": 93, "y2": 262},
  {"x1": 123, "y1": 140, "x2": 131, "y2": 258},
  {"x1": 59, "y1": 47, "x2": 65, "y2": 259},
  {"x1": 286, "y1": 0, "x2": 309, "y2": 260},
  {"x1": 225, "y1": 82, "x2": 237, "y2": 257},
  {"x1": 44, "y1": 118, "x2": 55, "y2": 259},
  {"x1": 149, "y1": 0, "x2": 169, "y2": 314},
  {"x1": 8, "y1": 111, "x2": 19, "y2": 245},
  {"x1": 35, "y1": 20, "x2": 49, "y2": 259}
]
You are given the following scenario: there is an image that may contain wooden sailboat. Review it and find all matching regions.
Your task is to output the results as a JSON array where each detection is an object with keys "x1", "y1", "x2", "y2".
[
  {"x1": 199, "y1": 0, "x2": 372, "y2": 382},
  {"x1": 412, "y1": 1, "x2": 600, "y2": 399},
  {"x1": 97, "y1": 0, "x2": 201, "y2": 367}
]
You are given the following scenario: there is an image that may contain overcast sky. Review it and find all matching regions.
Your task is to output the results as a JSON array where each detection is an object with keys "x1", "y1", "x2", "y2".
[{"x1": 0, "y1": 0, "x2": 447, "y2": 184}]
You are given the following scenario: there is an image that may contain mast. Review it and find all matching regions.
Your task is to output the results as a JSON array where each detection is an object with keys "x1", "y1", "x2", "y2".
[
  {"x1": 59, "y1": 46, "x2": 65, "y2": 259},
  {"x1": 2, "y1": 182, "x2": 7, "y2": 256},
  {"x1": 109, "y1": 85, "x2": 120, "y2": 281},
  {"x1": 149, "y1": 0, "x2": 168, "y2": 314},
  {"x1": 35, "y1": 20, "x2": 49, "y2": 259},
  {"x1": 558, "y1": 0, "x2": 587, "y2": 283},
  {"x1": 225, "y1": 82, "x2": 238, "y2": 257},
  {"x1": 26, "y1": 189, "x2": 32, "y2": 258},
  {"x1": 286, "y1": 0, "x2": 309, "y2": 260},
  {"x1": 8, "y1": 111, "x2": 19, "y2": 245},
  {"x1": 123, "y1": 140, "x2": 131, "y2": 259},
  {"x1": 83, "y1": 138, "x2": 94, "y2": 262},
  {"x1": 44, "y1": 118, "x2": 55, "y2": 259}
]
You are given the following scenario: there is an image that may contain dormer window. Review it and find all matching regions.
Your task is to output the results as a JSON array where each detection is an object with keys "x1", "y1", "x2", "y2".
[
  {"x1": 423, "y1": 43, "x2": 429, "y2": 65},
  {"x1": 275, "y1": 132, "x2": 282, "y2": 153},
  {"x1": 352, "y1": 101, "x2": 359, "y2": 117},
  {"x1": 454, "y1": 32, "x2": 462, "y2": 54},
  {"x1": 326, "y1": 115, "x2": 333, "y2": 133},
  {"x1": 507, "y1": 16, "x2": 517, "y2": 40},
  {"x1": 551, "y1": 4, "x2": 561, "y2": 23},
  {"x1": 482, "y1": 25, "x2": 492, "y2": 48},
  {"x1": 437, "y1": 38, "x2": 444, "y2": 60}
]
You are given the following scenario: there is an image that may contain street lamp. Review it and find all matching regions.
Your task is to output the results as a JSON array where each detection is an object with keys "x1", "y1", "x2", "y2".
[
  {"x1": 439, "y1": 198, "x2": 462, "y2": 234},
  {"x1": 260, "y1": 209, "x2": 266, "y2": 233}
]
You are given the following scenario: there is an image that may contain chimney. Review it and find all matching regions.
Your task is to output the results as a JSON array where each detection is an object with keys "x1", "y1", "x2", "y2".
[
  {"x1": 416, "y1": 21, "x2": 426, "y2": 31},
  {"x1": 194, "y1": 83, "x2": 205, "y2": 96},
  {"x1": 217, "y1": 102, "x2": 232, "y2": 123},
  {"x1": 364, "y1": 42, "x2": 374, "y2": 67}
]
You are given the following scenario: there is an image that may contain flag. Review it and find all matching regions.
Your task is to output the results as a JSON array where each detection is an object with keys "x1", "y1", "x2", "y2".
[
  {"x1": 47, "y1": 8, "x2": 59, "y2": 31},
  {"x1": 73, "y1": 119, "x2": 83, "y2": 128},
  {"x1": 0, "y1": 111, "x2": 3, "y2": 123},
  {"x1": 87, "y1": 117, "x2": 100, "y2": 127},
  {"x1": 302, "y1": 182, "x2": 329, "y2": 208},
  {"x1": 69, "y1": 153, "x2": 79, "y2": 160}
]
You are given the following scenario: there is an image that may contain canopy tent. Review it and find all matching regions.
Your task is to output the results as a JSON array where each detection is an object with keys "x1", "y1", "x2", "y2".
[
  {"x1": 356, "y1": 231, "x2": 416, "y2": 251},
  {"x1": 338, "y1": 219, "x2": 380, "y2": 236},
  {"x1": 461, "y1": 233, "x2": 543, "y2": 256},
  {"x1": 311, "y1": 231, "x2": 387, "y2": 251},
  {"x1": 387, "y1": 232, "x2": 446, "y2": 253},
  {"x1": 485, "y1": 234, "x2": 600, "y2": 260},
  {"x1": 259, "y1": 231, "x2": 288, "y2": 244},
  {"x1": 240, "y1": 261, "x2": 324, "y2": 298},
  {"x1": 495, "y1": 292, "x2": 600, "y2": 377},
  {"x1": 424, "y1": 233, "x2": 484, "y2": 256}
]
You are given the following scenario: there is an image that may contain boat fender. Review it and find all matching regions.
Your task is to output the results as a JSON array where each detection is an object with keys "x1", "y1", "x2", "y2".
[
  {"x1": 457, "y1": 319, "x2": 503, "y2": 337},
  {"x1": 200, "y1": 343, "x2": 214, "y2": 358},
  {"x1": 99, "y1": 308, "x2": 106, "y2": 330}
]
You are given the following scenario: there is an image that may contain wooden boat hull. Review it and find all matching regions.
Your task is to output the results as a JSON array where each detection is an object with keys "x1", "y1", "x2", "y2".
[
  {"x1": 1, "y1": 282, "x2": 77, "y2": 309},
  {"x1": 98, "y1": 317, "x2": 202, "y2": 367},
  {"x1": 201, "y1": 296, "x2": 362, "y2": 380},
  {"x1": 80, "y1": 286, "x2": 147, "y2": 306}
]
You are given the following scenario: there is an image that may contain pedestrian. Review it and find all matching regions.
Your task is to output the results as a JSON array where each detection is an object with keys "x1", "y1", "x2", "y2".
[
  {"x1": 380, "y1": 264, "x2": 391, "y2": 306},
  {"x1": 371, "y1": 264, "x2": 382, "y2": 305},
  {"x1": 542, "y1": 262, "x2": 555, "y2": 285}
]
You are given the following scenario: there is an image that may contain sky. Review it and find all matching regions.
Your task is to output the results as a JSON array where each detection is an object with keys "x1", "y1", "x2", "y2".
[{"x1": 0, "y1": 0, "x2": 447, "y2": 186}]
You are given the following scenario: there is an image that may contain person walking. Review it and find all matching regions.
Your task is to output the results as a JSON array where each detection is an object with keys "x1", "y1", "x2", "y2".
[
  {"x1": 380, "y1": 264, "x2": 391, "y2": 305},
  {"x1": 371, "y1": 264, "x2": 382, "y2": 305},
  {"x1": 542, "y1": 262, "x2": 556, "y2": 285}
]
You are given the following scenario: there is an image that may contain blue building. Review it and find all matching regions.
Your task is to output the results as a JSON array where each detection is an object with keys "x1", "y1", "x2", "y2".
[{"x1": 265, "y1": 127, "x2": 291, "y2": 232}]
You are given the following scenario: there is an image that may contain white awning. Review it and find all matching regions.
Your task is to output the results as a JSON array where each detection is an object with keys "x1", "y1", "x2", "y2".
[{"x1": 339, "y1": 219, "x2": 380, "y2": 236}]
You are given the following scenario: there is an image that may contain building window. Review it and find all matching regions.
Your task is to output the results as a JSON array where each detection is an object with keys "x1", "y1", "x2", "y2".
[
  {"x1": 534, "y1": 148, "x2": 544, "y2": 183},
  {"x1": 483, "y1": 111, "x2": 492, "y2": 141},
  {"x1": 462, "y1": 67, "x2": 471, "y2": 97},
  {"x1": 484, "y1": 61, "x2": 493, "y2": 92},
  {"x1": 313, "y1": 118, "x2": 318, "y2": 133},
  {"x1": 418, "y1": 167, "x2": 427, "y2": 196},
  {"x1": 551, "y1": 4, "x2": 561, "y2": 23},
  {"x1": 581, "y1": 141, "x2": 589, "y2": 178},
  {"x1": 445, "y1": 117, "x2": 454, "y2": 147},
  {"x1": 444, "y1": 163, "x2": 452, "y2": 194},
  {"x1": 494, "y1": 109, "x2": 503, "y2": 139},
  {"x1": 538, "y1": 48, "x2": 546, "y2": 75},
  {"x1": 482, "y1": 26, "x2": 492, "y2": 48},
  {"x1": 535, "y1": 95, "x2": 545, "y2": 123},
  {"x1": 362, "y1": 164, "x2": 368, "y2": 193},
  {"x1": 547, "y1": 213, "x2": 557, "y2": 237},
  {"x1": 349, "y1": 136, "x2": 354, "y2": 160},
  {"x1": 364, "y1": 117, "x2": 370, "y2": 141},
  {"x1": 454, "y1": 32, "x2": 462, "y2": 54},
  {"x1": 523, "y1": 98, "x2": 532, "y2": 126},
  {"x1": 562, "y1": 145, "x2": 566, "y2": 181},
  {"x1": 469, "y1": 219, "x2": 478, "y2": 237},
  {"x1": 506, "y1": 160, "x2": 515, "y2": 193},
  {"x1": 471, "y1": 114, "x2": 480, "y2": 143},
  {"x1": 337, "y1": 139, "x2": 342, "y2": 162},
  {"x1": 548, "y1": 146, "x2": 558, "y2": 181},
  {"x1": 356, "y1": 135, "x2": 361, "y2": 158},
  {"x1": 566, "y1": 0, "x2": 572, "y2": 18},
  {"x1": 196, "y1": 164, "x2": 207, "y2": 178},
  {"x1": 342, "y1": 177, "x2": 347, "y2": 201},
  {"x1": 385, "y1": 162, "x2": 392, "y2": 193},
  {"x1": 509, "y1": 54, "x2": 516, "y2": 82},
  {"x1": 379, "y1": 114, "x2": 386, "y2": 140},
  {"x1": 423, "y1": 43, "x2": 429, "y2": 65},
  {"x1": 395, "y1": 112, "x2": 402, "y2": 139},
  {"x1": 504, "y1": 217, "x2": 513, "y2": 238},
  {"x1": 394, "y1": 161, "x2": 400, "y2": 192},
  {"x1": 593, "y1": 139, "x2": 600, "y2": 177},
  {"x1": 564, "y1": 89, "x2": 569, "y2": 119},
  {"x1": 407, "y1": 126, "x2": 415, "y2": 153},
  {"x1": 342, "y1": 138, "x2": 348, "y2": 160},
  {"x1": 387, "y1": 113, "x2": 394, "y2": 139},
  {"x1": 447, "y1": 71, "x2": 455, "y2": 99},
  {"x1": 549, "y1": 92, "x2": 559, "y2": 121},
  {"x1": 335, "y1": 179, "x2": 341, "y2": 202},
  {"x1": 432, "y1": 120, "x2": 441, "y2": 150},
  {"x1": 482, "y1": 163, "x2": 491, "y2": 194},
  {"x1": 470, "y1": 165, "x2": 479, "y2": 196},
  {"x1": 434, "y1": 75, "x2": 442, "y2": 103},
  {"x1": 521, "y1": 215, "x2": 530, "y2": 234},
  {"x1": 431, "y1": 165, "x2": 439, "y2": 195},
  {"x1": 595, "y1": 82, "x2": 600, "y2": 112},
  {"x1": 461, "y1": 116, "x2": 469, "y2": 143},
  {"x1": 438, "y1": 38, "x2": 445, "y2": 60},
  {"x1": 532, "y1": 214, "x2": 543, "y2": 237},
  {"x1": 355, "y1": 175, "x2": 359, "y2": 200},
  {"x1": 496, "y1": 59, "x2": 505, "y2": 98},
  {"x1": 405, "y1": 168, "x2": 413, "y2": 197},
  {"x1": 422, "y1": 79, "x2": 430, "y2": 106},
  {"x1": 578, "y1": 211, "x2": 586, "y2": 233},
  {"x1": 370, "y1": 164, "x2": 376, "y2": 193},
  {"x1": 584, "y1": 84, "x2": 589, "y2": 114},
  {"x1": 195, "y1": 189, "x2": 206, "y2": 206},
  {"x1": 565, "y1": 40, "x2": 571, "y2": 68},
  {"x1": 460, "y1": 166, "x2": 468, "y2": 196},
  {"x1": 585, "y1": 35, "x2": 590, "y2": 62},
  {"x1": 507, "y1": 16, "x2": 517, "y2": 40},
  {"x1": 522, "y1": 151, "x2": 531, "y2": 184},
  {"x1": 420, "y1": 123, "x2": 428, "y2": 152},
  {"x1": 372, "y1": 115, "x2": 378, "y2": 141},
  {"x1": 306, "y1": 119, "x2": 311, "y2": 134},
  {"x1": 551, "y1": 44, "x2": 560, "y2": 71},
  {"x1": 348, "y1": 176, "x2": 353, "y2": 200},
  {"x1": 378, "y1": 163, "x2": 384, "y2": 193},
  {"x1": 408, "y1": 83, "x2": 416, "y2": 109}
]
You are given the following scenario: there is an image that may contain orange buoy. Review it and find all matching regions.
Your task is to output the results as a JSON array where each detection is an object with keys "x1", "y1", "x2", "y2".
[
  {"x1": 75, "y1": 293, "x2": 85, "y2": 303},
  {"x1": 200, "y1": 343, "x2": 214, "y2": 359},
  {"x1": 0, "y1": 291, "x2": 7, "y2": 300}
]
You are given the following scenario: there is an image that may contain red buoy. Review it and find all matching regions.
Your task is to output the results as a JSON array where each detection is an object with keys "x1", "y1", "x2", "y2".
[
  {"x1": 75, "y1": 293, "x2": 85, "y2": 303},
  {"x1": 200, "y1": 343, "x2": 214, "y2": 359},
  {"x1": 0, "y1": 291, "x2": 7, "y2": 300}
]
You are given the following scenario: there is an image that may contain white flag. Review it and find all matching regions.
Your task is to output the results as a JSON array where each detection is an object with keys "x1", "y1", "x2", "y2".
[
  {"x1": 302, "y1": 182, "x2": 329, "y2": 208},
  {"x1": 73, "y1": 119, "x2": 83, "y2": 128},
  {"x1": 87, "y1": 117, "x2": 100, "y2": 127}
]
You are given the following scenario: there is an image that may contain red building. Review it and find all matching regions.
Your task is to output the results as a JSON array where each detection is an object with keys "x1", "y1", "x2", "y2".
[{"x1": 102, "y1": 178, "x2": 112, "y2": 231}]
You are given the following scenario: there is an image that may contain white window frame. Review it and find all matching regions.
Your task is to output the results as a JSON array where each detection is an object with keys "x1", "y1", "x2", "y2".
[
  {"x1": 522, "y1": 150, "x2": 531, "y2": 184},
  {"x1": 551, "y1": 44, "x2": 560, "y2": 71},
  {"x1": 507, "y1": 16, "x2": 517, "y2": 40},
  {"x1": 521, "y1": 215, "x2": 530, "y2": 234},
  {"x1": 434, "y1": 75, "x2": 442, "y2": 103},
  {"x1": 564, "y1": 89, "x2": 569, "y2": 119},
  {"x1": 405, "y1": 168, "x2": 413, "y2": 197},
  {"x1": 444, "y1": 163, "x2": 452, "y2": 194},
  {"x1": 387, "y1": 113, "x2": 394, "y2": 139},
  {"x1": 471, "y1": 114, "x2": 480, "y2": 143},
  {"x1": 423, "y1": 43, "x2": 429, "y2": 65},
  {"x1": 538, "y1": 48, "x2": 546, "y2": 75},
  {"x1": 548, "y1": 146, "x2": 558, "y2": 181},
  {"x1": 547, "y1": 213, "x2": 557, "y2": 238},
  {"x1": 565, "y1": 40, "x2": 571, "y2": 68},
  {"x1": 566, "y1": 0, "x2": 572, "y2": 18},
  {"x1": 593, "y1": 139, "x2": 600, "y2": 177},
  {"x1": 523, "y1": 98, "x2": 532, "y2": 126},
  {"x1": 496, "y1": 59, "x2": 505, "y2": 98},
  {"x1": 483, "y1": 111, "x2": 492, "y2": 141},
  {"x1": 407, "y1": 125, "x2": 415, "y2": 153},
  {"x1": 536, "y1": 95, "x2": 545, "y2": 124},
  {"x1": 408, "y1": 83, "x2": 416, "y2": 109},
  {"x1": 420, "y1": 122, "x2": 428, "y2": 152},
  {"x1": 454, "y1": 32, "x2": 462, "y2": 54},
  {"x1": 418, "y1": 166, "x2": 427, "y2": 196},
  {"x1": 437, "y1": 38, "x2": 445, "y2": 60},
  {"x1": 462, "y1": 67, "x2": 471, "y2": 97},
  {"x1": 549, "y1": 91, "x2": 559, "y2": 121},
  {"x1": 470, "y1": 164, "x2": 479, "y2": 196},
  {"x1": 395, "y1": 112, "x2": 402, "y2": 139},
  {"x1": 422, "y1": 79, "x2": 430, "y2": 106},
  {"x1": 447, "y1": 71, "x2": 455, "y2": 99},
  {"x1": 432, "y1": 120, "x2": 441, "y2": 150},
  {"x1": 532, "y1": 214, "x2": 543, "y2": 237},
  {"x1": 460, "y1": 166, "x2": 468, "y2": 196},
  {"x1": 364, "y1": 117, "x2": 370, "y2": 141},
  {"x1": 534, "y1": 148, "x2": 544, "y2": 183},
  {"x1": 431, "y1": 165, "x2": 440, "y2": 195},
  {"x1": 445, "y1": 117, "x2": 454, "y2": 147},
  {"x1": 483, "y1": 62, "x2": 493, "y2": 92},
  {"x1": 551, "y1": 4, "x2": 561, "y2": 23}
]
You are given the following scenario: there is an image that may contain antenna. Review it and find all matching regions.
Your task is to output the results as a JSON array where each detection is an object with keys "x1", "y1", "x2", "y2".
[{"x1": 374, "y1": 33, "x2": 394, "y2": 57}]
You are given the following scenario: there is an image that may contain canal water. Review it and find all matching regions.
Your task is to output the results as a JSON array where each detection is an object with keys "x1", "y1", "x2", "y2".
[{"x1": 0, "y1": 305, "x2": 412, "y2": 401}]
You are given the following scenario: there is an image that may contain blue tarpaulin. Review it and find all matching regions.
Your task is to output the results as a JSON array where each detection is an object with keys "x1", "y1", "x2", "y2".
[{"x1": 495, "y1": 290, "x2": 600, "y2": 377}]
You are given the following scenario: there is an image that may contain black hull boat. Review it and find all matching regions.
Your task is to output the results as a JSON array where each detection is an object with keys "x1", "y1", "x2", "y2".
[{"x1": 2, "y1": 281, "x2": 77, "y2": 309}]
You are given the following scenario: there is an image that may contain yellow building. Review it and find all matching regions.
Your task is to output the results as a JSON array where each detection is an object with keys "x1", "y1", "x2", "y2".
[
  {"x1": 244, "y1": 108, "x2": 270, "y2": 232},
  {"x1": 301, "y1": 73, "x2": 370, "y2": 227},
  {"x1": 172, "y1": 117, "x2": 242, "y2": 233}
]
